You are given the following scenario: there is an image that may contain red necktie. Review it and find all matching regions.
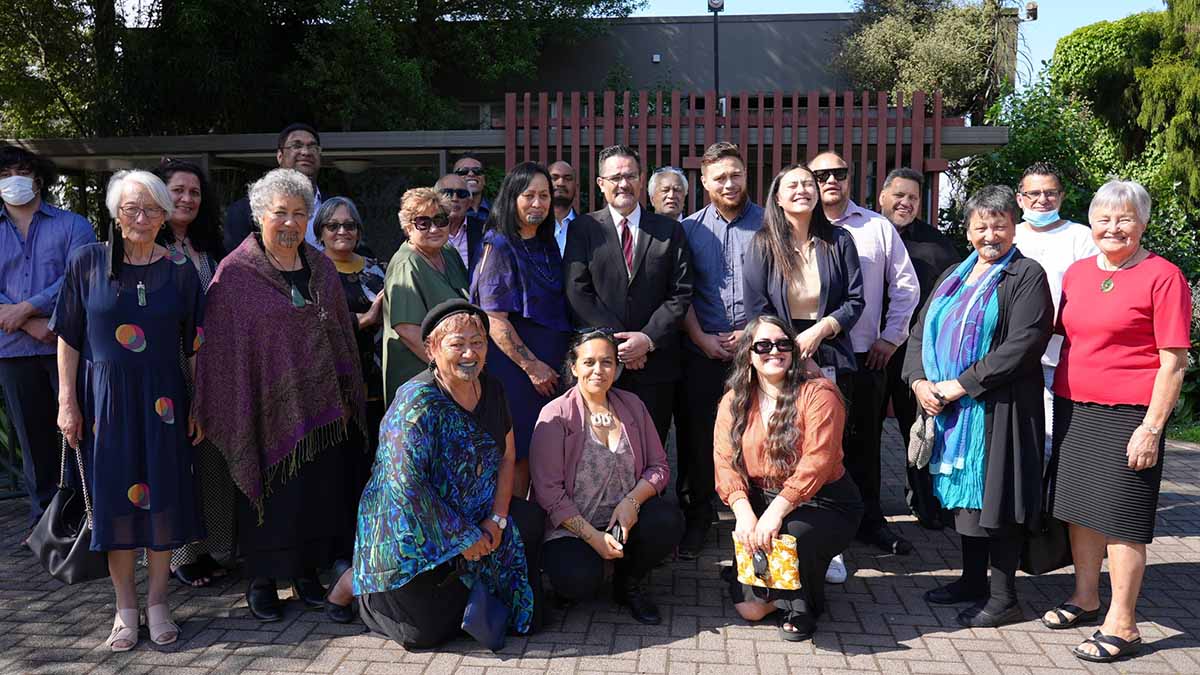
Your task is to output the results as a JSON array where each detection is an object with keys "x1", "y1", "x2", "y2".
[{"x1": 619, "y1": 217, "x2": 633, "y2": 274}]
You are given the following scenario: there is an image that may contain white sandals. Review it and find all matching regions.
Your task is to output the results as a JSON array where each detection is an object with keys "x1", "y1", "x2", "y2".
[
  {"x1": 106, "y1": 608, "x2": 140, "y2": 652},
  {"x1": 146, "y1": 603, "x2": 179, "y2": 646}
]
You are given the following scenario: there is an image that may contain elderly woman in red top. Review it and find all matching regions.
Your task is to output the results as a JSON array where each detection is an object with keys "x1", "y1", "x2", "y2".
[
  {"x1": 1041, "y1": 180, "x2": 1191, "y2": 663},
  {"x1": 714, "y1": 314, "x2": 864, "y2": 642}
]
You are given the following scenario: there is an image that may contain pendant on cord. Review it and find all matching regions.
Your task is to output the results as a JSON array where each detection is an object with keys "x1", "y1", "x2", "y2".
[
  {"x1": 290, "y1": 285, "x2": 307, "y2": 308},
  {"x1": 1100, "y1": 278, "x2": 1115, "y2": 293},
  {"x1": 136, "y1": 281, "x2": 147, "y2": 307}
]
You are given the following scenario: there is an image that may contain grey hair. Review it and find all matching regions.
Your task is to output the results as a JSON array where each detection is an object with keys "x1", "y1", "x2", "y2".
[
  {"x1": 105, "y1": 170, "x2": 174, "y2": 220},
  {"x1": 882, "y1": 167, "x2": 923, "y2": 191},
  {"x1": 1089, "y1": 179, "x2": 1151, "y2": 225},
  {"x1": 313, "y1": 196, "x2": 364, "y2": 243},
  {"x1": 963, "y1": 185, "x2": 1018, "y2": 224},
  {"x1": 648, "y1": 166, "x2": 688, "y2": 195},
  {"x1": 248, "y1": 168, "x2": 314, "y2": 222}
]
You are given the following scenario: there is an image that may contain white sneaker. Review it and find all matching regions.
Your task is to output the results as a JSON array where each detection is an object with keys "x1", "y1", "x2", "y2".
[{"x1": 825, "y1": 554, "x2": 848, "y2": 584}]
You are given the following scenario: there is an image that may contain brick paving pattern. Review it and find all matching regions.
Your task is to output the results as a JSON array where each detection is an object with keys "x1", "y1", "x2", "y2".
[{"x1": 3, "y1": 423, "x2": 1200, "y2": 674}]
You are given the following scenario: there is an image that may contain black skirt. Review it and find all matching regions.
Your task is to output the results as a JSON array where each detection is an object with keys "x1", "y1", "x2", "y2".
[{"x1": 1051, "y1": 396, "x2": 1164, "y2": 545}]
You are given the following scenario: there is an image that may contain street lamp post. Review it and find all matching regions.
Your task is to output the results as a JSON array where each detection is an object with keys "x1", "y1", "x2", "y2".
[{"x1": 708, "y1": 0, "x2": 724, "y2": 110}]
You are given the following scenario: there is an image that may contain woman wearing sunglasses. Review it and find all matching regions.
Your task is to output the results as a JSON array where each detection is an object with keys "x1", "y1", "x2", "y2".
[
  {"x1": 713, "y1": 315, "x2": 863, "y2": 642},
  {"x1": 382, "y1": 187, "x2": 468, "y2": 402}
]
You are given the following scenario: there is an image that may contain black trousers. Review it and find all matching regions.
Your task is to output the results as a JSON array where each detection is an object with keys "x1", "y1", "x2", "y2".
[
  {"x1": 672, "y1": 347, "x2": 730, "y2": 525},
  {"x1": 359, "y1": 497, "x2": 546, "y2": 649},
  {"x1": 543, "y1": 496, "x2": 683, "y2": 601},
  {"x1": 616, "y1": 376, "x2": 675, "y2": 445},
  {"x1": 0, "y1": 355, "x2": 61, "y2": 527},
  {"x1": 883, "y1": 342, "x2": 942, "y2": 524},
  {"x1": 843, "y1": 353, "x2": 886, "y2": 532}
]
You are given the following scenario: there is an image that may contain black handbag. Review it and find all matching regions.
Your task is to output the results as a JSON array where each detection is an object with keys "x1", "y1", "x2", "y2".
[
  {"x1": 1020, "y1": 448, "x2": 1073, "y2": 575},
  {"x1": 26, "y1": 438, "x2": 109, "y2": 584}
]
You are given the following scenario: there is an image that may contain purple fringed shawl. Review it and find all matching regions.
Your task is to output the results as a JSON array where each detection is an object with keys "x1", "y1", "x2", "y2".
[{"x1": 194, "y1": 236, "x2": 365, "y2": 505}]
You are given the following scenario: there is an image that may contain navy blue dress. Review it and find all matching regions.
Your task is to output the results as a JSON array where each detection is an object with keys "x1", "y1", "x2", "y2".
[
  {"x1": 470, "y1": 231, "x2": 571, "y2": 460},
  {"x1": 49, "y1": 243, "x2": 205, "y2": 551}
]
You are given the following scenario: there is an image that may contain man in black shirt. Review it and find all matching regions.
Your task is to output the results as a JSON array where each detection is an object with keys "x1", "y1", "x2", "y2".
[{"x1": 877, "y1": 168, "x2": 962, "y2": 529}]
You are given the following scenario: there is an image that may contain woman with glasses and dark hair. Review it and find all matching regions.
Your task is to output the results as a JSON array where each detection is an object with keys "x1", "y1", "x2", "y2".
[
  {"x1": 382, "y1": 187, "x2": 468, "y2": 402},
  {"x1": 714, "y1": 315, "x2": 863, "y2": 642},
  {"x1": 470, "y1": 162, "x2": 571, "y2": 496},
  {"x1": 529, "y1": 329, "x2": 681, "y2": 625}
]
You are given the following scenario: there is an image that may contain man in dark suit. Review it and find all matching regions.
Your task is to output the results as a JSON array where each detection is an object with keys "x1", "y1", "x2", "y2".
[
  {"x1": 563, "y1": 145, "x2": 693, "y2": 443},
  {"x1": 224, "y1": 123, "x2": 324, "y2": 252},
  {"x1": 435, "y1": 172, "x2": 486, "y2": 274}
]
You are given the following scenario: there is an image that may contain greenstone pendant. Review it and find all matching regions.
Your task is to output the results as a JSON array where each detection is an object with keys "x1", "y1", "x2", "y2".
[
  {"x1": 290, "y1": 284, "x2": 307, "y2": 308},
  {"x1": 136, "y1": 281, "x2": 147, "y2": 307},
  {"x1": 1100, "y1": 278, "x2": 1115, "y2": 293}
]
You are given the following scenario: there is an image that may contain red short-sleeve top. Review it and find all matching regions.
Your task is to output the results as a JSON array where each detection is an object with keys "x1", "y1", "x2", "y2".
[{"x1": 1054, "y1": 253, "x2": 1192, "y2": 406}]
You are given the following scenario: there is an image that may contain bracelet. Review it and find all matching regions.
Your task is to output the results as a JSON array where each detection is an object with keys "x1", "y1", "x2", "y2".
[{"x1": 623, "y1": 496, "x2": 641, "y2": 513}]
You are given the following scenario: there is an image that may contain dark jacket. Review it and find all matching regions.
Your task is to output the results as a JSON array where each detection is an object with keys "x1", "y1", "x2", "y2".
[
  {"x1": 898, "y1": 219, "x2": 963, "y2": 328},
  {"x1": 462, "y1": 213, "x2": 487, "y2": 276},
  {"x1": 742, "y1": 226, "x2": 865, "y2": 375},
  {"x1": 223, "y1": 197, "x2": 253, "y2": 253},
  {"x1": 563, "y1": 206, "x2": 693, "y2": 385},
  {"x1": 902, "y1": 252, "x2": 1053, "y2": 531}
]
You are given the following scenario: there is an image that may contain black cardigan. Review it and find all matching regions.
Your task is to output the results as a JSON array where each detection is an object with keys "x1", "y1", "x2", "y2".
[{"x1": 902, "y1": 251, "x2": 1053, "y2": 530}]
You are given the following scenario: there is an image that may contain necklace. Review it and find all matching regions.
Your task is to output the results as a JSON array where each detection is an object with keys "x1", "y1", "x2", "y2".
[
  {"x1": 123, "y1": 246, "x2": 156, "y2": 307},
  {"x1": 1099, "y1": 250, "x2": 1138, "y2": 293},
  {"x1": 264, "y1": 245, "x2": 307, "y2": 307},
  {"x1": 518, "y1": 236, "x2": 558, "y2": 287}
]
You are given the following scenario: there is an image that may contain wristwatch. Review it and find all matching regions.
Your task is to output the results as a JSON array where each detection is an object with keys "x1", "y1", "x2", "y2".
[{"x1": 490, "y1": 513, "x2": 508, "y2": 530}]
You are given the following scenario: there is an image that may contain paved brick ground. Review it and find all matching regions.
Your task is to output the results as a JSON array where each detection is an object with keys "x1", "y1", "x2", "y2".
[{"x1": 3, "y1": 423, "x2": 1200, "y2": 674}]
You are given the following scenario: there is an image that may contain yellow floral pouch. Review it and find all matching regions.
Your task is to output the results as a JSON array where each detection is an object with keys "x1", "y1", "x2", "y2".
[{"x1": 732, "y1": 533, "x2": 800, "y2": 590}]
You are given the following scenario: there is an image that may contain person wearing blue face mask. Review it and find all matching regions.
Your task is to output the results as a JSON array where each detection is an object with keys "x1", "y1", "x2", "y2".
[
  {"x1": 0, "y1": 146, "x2": 96, "y2": 532},
  {"x1": 1012, "y1": 163, "x2": 1098, "y2": 462}
]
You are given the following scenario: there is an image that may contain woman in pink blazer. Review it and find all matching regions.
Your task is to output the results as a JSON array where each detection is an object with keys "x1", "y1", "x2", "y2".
[{"x1": 530, "y1": 329, "x2": 683, "y2": 625}]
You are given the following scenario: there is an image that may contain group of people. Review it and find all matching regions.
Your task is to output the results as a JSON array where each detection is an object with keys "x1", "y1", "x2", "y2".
[{"x1": 0, "y1": 121, "x2": 1190, "y2": 664}]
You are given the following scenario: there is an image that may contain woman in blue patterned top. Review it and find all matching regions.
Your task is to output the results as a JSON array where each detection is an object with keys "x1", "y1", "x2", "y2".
[{"x1": 323, "y1": 300, "x2": 545, "y2": 646}]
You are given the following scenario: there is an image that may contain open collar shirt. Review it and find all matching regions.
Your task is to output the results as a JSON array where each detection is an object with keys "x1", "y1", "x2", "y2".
[{"x1": 682, "y1": 200, "x2": 764, "y2": 334}]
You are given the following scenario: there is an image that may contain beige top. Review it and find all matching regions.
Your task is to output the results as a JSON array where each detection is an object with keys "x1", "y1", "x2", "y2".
[{"x1": 786, "y1": 239, "x2": 821, "y2": 320}]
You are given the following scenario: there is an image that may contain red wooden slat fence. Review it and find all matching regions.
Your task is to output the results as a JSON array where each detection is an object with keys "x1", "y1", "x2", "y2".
[{"x1": 503, "y1": 90, "x2": 957, "y2": 226}]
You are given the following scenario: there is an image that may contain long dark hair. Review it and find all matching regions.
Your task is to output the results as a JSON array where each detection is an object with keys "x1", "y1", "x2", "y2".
[
  {"x1": 153, "y1": 159, "x2": 225, "y2": 259},
  {"x1": 756, "y1": 163, "x2": 837, "y2": 281},
  {"x1": 484, "y1": 161, "x2": 556, "y2": 246},
  {"x1": 724, "y1": 315, "x2": 810, "y2": 482}
]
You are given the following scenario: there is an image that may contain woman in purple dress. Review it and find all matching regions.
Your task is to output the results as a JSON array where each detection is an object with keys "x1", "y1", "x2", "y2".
[{"x1": 470, "y1": 162, "x2": 571, "y2": 496}]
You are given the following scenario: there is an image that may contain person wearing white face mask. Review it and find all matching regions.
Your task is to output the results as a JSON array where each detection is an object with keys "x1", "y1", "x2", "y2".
[
  {"x1": 0, "y1": 146, "x2": 95, "y2": 532},
  {"x1": 1012, "y1": 162, "x2": 1099, "y2": 461}
]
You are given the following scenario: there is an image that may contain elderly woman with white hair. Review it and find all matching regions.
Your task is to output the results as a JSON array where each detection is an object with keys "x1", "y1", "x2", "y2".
[
  {"x1": 195, "y1": 168, "x2": 365, "y2": 624},
  {"x1": 1040, "y1": 180, "x2": 1191, "y2": 663},
  {"x1": 51, "y1": 170, "x2": 205, "y2": 650}
]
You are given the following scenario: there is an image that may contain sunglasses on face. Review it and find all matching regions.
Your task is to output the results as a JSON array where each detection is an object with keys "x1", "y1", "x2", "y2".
[
  {"x1": 750, "y1": 339, "x2": 795, "y2": 355},
  {"x1": 322, "y1": 220, "x2": 359, "y2": 233},
  {"x1": 412, "y1": 214, "x2": 450, "y2": 231},
  {"x1": 812, "y1": 168, "x2": 849, "y2": 183},
  {"x1": 455, "y1": 166, "x2": 484, "y2": 177},
  {"x1": 440, "y1": 188, "x2": 471, "y2": 199}
]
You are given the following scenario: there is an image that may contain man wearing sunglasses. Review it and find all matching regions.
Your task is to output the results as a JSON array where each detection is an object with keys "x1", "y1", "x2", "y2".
[
  {"x1": 809, "y1": 151, "x2": 919, "y2": 557},
  {"x1": 453, "y1": 153, "x2": 490, "y2": 221},
  {"x1": 225, "y1": 123, "x2": 326, "y2": 252},
  {"x1": 434, "y1": 173, "x2": 486, "y2": 273}
]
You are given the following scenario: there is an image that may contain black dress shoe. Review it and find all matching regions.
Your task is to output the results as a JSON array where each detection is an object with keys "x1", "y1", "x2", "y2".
[
  {"x1": 925, "y1": 583, "x2": 988, "y2": 605},
  {"x1": 677, "y1": 522, "x2": 709, "y2": 561},
  {"x1": 858, "y1": 524, "x2": 913, "y2": 555},
  {"x1": 247, "y1": 579, "x2": 283, "y2": 623},
  {"x1": 292, "y1": 576, "x2": 326, "y2": 607},
  {"x1": 614, "y1": 576, "x2": 661, "y2": 625},
  {"x1": 957, "y1": 602, "x2": 1022, "y2": 628},
  {"x1": 323, "y1": 560, "x2": 356, "y2": 624}
]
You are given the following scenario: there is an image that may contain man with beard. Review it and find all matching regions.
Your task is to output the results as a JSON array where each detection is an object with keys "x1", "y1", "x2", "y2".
[
  {"x1": 564, "y1": 145, "x2": 693, "y2": 444},
  {"x1": 809, "y1": 151, "x2": 919, "y2": 557},
  {"x1": 674, "y1": 142, "x2": 763, "y2": 558},
  {"x1": 877, "y1": 168, "x2": 962, "y2": 530},
  {"x1": 453, "y1": 153, "x2": 491, "y2": 221},
  {"x1": 549, "y1": 161, "x2": 577, "y2": 256},
  {"x1": 435, "y1": 172, "x2": 485, "y2": 272},
  {"x1": 224, "y1": 123, "x2": 324, "y2": 251},
  {"x1": 649, "y1": 167, "x2": 688, "y2": 221}
]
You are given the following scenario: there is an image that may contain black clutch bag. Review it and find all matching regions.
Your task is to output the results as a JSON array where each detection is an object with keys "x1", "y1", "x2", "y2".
[{"x1": 26, "y1": 438, "x2": 109, "y2": 584}]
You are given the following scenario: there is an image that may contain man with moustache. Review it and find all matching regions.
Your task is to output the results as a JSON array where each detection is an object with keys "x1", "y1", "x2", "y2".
[
  {"x1": 675, "y1": 143, "x2": 762, "y2": 558},
  {"x1": 649, "y1": 167, "x2": 689, "y2": 221},
  {"x1": 564, "y1": 145, "x2": 693, "y2": 443},
  {"x1": 1012, "y1": 162, "x2": 1097, "y2": 459},
  {"x1": 549, "y1": 161, "x2": 577, "y2": 256},
  {"x1": 435, "y1": 172, "x2": 485, "y2": 272},
  {"x1": 0, "y1": 146, "x2": 96, "y2": 528},
  {"x1": 877, "y1": 168, "x2": 962, "y2": 530},
  {"x1": 453, "y1": 153, "x2": 491, "y2": 221},
  {"x1": 809, "y1": 151, "x2": 919, "y2": 555},
  {"x1": 224, "y1": 123, "x2": 325, "y2": 251}
]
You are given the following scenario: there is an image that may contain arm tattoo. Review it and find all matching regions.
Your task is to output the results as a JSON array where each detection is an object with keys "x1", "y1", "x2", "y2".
[
  {"x1": 562, "y1": 515, "x2": 593, "y2": 542},
  {"x1": 498, "y1": 324, "x2": 536, "y2": 366}
]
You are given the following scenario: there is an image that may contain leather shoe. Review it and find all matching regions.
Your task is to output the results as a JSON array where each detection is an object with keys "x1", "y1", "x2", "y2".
[
  {"x1": 858, "y1": 524, "x2": 913, "y2": 555},
  {"x1": 925, "y1": 583, "x2": 987, "y2": 605},
  {"x1": 677, "y1": 521, "x2": 709, "y2": 561},
  {"x1": 247, "y1": 579, "x2": 283, "y2": 623},
  {"x1": 614, "y1": 575, "x2": 661, "y2": 625},
  {"x1": 292, "y1": 575, "x2": 326, "y2": 607},
  {"x1": 323, "y1": 560, "x2": 356, "y2": 624},
  {"x1": 957, "y1": 602, "x2": 1022, "y2": 628}
]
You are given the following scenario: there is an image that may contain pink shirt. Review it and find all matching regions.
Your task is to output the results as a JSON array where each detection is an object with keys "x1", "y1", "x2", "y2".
[{"x1": 831, "y1": 200, "x2": 920, "y2": 352}]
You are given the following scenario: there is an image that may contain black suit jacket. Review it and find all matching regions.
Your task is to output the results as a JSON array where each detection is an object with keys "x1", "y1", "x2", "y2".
[
  {"x1": 223, "y1": 197, "x2": 254, "y2": 253},
  {"x1": 463, "y1": 213, "x2": 487, "y2": 275},
  {"x1": 563, "y1": 206, "x2": 693, "y2": 384}
]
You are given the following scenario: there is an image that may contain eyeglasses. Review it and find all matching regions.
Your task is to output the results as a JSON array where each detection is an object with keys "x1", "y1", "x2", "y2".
[
  {"x1": 1019, "y1": 189, "x2": 1062, "y2": 200},
  {"x1": 599, "y1": 172, "x2": 640, "y2": 185},
  {"x1": 812, "y1": 168, "x2": 849, "y2": 183},
  {"x1": 440, "y1": 188, "x2": 470, "y2": 199},
  {"x1": 411, "y1": 214, "x2": 450, "y2": 231},
  {"x1": 454, "y1": 166, "x2": 484, "y2": 176},
  {"x1": 749, "y1": 339, "x2": 795, "y2": 355},
  {"x1": 118, "y1": 205, "x2": 166, "y2": 219},
  {"x1": 282, "y1": 142, "x2": 321, "y2": 153},
  {"x1": 322, "y1": 220, "x2": 359, "y2": 233}
]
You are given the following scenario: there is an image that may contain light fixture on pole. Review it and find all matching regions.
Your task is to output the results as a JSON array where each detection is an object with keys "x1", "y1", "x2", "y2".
[{"x1": 708, "y1": 0, "x2": 724, "y2": 115}]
